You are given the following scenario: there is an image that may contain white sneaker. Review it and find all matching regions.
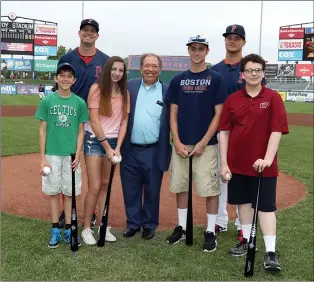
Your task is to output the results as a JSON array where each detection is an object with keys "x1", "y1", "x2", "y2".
[
  {"x1": 98, "y1": 226, "x2": 117, "y2": 242},
  {"x1": 81, "y1": 228, "x2": 97, "y2": 245}
]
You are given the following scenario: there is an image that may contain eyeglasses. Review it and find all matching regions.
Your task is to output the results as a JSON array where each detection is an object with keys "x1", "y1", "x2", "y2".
[{"x1": 243, "y1": 68, "x2": 264, "y2": 75}]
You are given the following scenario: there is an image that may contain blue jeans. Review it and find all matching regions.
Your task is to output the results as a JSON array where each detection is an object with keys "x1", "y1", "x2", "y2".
[{"x1": 83, "y1": 131, "x2": 117, "y2": 157}]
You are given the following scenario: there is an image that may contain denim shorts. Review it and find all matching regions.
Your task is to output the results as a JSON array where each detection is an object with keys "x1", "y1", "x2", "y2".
[{"x1": 84, "y1": 131, "x2": 117, "y2": 157}]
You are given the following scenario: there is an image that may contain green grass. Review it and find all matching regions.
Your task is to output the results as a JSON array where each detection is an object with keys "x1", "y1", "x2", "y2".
[
  {"x1": 284, "y1": 102, "x2": 313, "y2": 114},
  {"x1": 1, "y1": 123, "x2": 313, "y2": 280},
  {"x1": 1, "y1": 117, "x2": 40, "y2": 156},
  {"x1": 1, "y1": 94, "x2": 40, "y2": 105}
]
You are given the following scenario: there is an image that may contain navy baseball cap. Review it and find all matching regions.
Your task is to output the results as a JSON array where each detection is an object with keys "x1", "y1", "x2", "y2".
[
  {"x1": 186, "y1": 34, "x2": 209, "y2": 46},
  {"x1": 223, "y1": 24, "x2": 246, "y2": 40},
  {"x1": 56, "y1": 63, "x2": 76, "y2": 77},
  {"x1": 80, "y1": 19, "x2": 99, "y2": 33}
]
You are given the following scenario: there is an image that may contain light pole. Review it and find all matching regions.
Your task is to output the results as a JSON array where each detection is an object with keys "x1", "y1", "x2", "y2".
[
  {"x1": 82, "y1": 1, "x2": 84, "y2": 20},
  {"x1": 258, "y1": 1, "x2": 264, "y2": 56}
]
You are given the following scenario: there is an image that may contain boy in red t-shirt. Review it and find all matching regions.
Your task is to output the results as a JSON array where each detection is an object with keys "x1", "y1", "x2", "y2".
[{"x1": 218, "y1": 54, "x2": 289, "y2": 272}]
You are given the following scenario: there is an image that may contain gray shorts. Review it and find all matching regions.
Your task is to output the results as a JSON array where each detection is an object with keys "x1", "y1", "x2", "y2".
[{"x1": 42, "y1": 155, "x2": 82, "y2": 196}]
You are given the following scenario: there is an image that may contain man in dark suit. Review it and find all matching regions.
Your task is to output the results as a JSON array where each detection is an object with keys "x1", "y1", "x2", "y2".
[{"x1": 120, "y1": 53, "x2": 171, "y2": 240}]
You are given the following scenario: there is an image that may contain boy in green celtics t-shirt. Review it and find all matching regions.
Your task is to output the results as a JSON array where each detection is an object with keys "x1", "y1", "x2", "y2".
[{"x1": 35, "y1": 63, "x2": 89, "y2": 248}]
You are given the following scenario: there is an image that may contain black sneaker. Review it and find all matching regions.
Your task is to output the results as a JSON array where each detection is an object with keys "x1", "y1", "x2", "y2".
[
  {"x1": 166, "y1": 225, "x2": 186, "y2": 244},
  {"x1": 203, "y1": 231, "x2": 217, "y2": 252},
  {"x1": 264, "y1": 252, "x2": 281, "y2": 272},
  {"x1": 229, "y1": 238, "x2": 248, "y2": 256},
  {"x1": 215, "y1": 224, "x2": 227, "y2": 233},
  {"x1": 90, "y1": 213, "x2": 97, "y2": 229},
  {"x1": 58, "y1": 210, "x2": 65, "y2": 228}
]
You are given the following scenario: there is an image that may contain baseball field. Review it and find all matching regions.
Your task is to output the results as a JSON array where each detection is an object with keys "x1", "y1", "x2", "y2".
[{"x1": 1, "y1": 95, "x2": 313, "y2": 280}]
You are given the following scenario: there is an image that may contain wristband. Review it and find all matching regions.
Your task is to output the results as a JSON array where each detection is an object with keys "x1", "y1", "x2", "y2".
[{"x1": 97, "y1": 136, "x2": 107, "y2": 143}]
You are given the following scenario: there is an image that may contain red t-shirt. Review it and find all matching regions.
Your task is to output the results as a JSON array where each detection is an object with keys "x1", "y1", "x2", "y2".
[
  {"x1": 219, "y1": 85, "x2": 289, "y2": 177},
  {"x1": 78, "y1": 49, "x2": 95, "y2": 64}
]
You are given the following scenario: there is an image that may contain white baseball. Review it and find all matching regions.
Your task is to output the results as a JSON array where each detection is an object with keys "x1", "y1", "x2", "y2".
[
  {"x1": 112, "y1": 155, "x2": 122, "y2": 164},
  {"x1": 225, "y1": 173, "x2": 231, "y2": 181},
  {"x1": 43, "y1": 166, "x2": 51, "y2": 175}
]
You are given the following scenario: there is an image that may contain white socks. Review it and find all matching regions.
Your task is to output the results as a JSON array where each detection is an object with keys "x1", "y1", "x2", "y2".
[
  {"x1": 207, "y1": 214, "x2": 217, "y2": 234},
  {"x1": 178, "y1": 208, "x2": 187, "y2": 230},
  {"x1": 264, "y1": 235, "x2": 276, "y2": 252},
  {"x1": 242, "y1": 224, "x2": 252, "y2": 241}
]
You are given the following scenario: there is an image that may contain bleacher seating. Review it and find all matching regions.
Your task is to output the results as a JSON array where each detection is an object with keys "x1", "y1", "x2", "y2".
[{"x1": 268, "y1": 81, "x2": 309, "y2": 91}]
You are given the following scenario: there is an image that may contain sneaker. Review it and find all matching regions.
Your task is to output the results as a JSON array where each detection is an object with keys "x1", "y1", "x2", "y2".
[
  {"x1": 58, "y1": 210, "x2": 65, "y2": 228},
  {"x1": 98, "y1": 226, "x2": 117, "y2": 242},
  {"x1": 237, "y1": 229, "x2": 244, "y2": 242},
  {"x1": 48, "y1": 228, "x2": 62, "y2": 249},
  {"x1": 229, "y1": 238, "x2": 248, "y2": 256},
  {"x1": 90, "y1": 213, "x2": 97, "y2": 229},
  {"x1": 64, "y1": 229, "x2": 82, "y2": 247},
  {"x1": 215, "y1": 224, "x2": 227, "y2": 233},
  {"x1": 264, "y1": 252, "x2": 281, "y2": 272},
  {"x1": 203, "y1": 231, "x2": 217, "y2": 252},
  {"x1": 81, "y1": 228, "x2": 97, "y2": 245},
  {"x1": 166, "y1": 225, "x2": 186, "y2": 244}
]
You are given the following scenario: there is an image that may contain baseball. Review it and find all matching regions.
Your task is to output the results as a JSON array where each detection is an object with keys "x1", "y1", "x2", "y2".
[
  {"x1": 112, "y1": 155, "x2": 122, "y2": 164},
  {"x1": 43, "y1": 166, "x2": 51, "y2": 175},
  {"x1": 225, "y1": 173, "x2": 231, "y2": 181}
]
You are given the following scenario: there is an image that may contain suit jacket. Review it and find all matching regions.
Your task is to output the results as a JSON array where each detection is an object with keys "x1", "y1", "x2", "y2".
[{"x1": 121, "y1": 78, "x2": 171, "y2": 172}]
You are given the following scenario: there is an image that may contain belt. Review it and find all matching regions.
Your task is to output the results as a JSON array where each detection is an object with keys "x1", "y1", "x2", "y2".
[{"x1": 131, "y1": 142, "x2": 158, "y2": 148}]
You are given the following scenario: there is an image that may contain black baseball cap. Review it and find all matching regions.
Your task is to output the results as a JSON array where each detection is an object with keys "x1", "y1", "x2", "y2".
[
  {"x1": 80, "y1": 19, "x2": 99, "y2": 33},
  {"x1": 56, "y1": 63, "x2": 76, "y2": 77},
  {"x1": 223, "y1": 24, "x2": 246, "y2": 40}
]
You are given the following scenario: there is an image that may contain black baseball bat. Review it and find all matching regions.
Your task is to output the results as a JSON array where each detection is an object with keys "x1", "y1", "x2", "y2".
[
  {"x1": 244, "y1": 172, "x2": 262, "y2": 277},
  {"x1": 186, "y1": 156, "x2": 193, "y2": 246},
  {"x1": 97, "y1": 164, "x2": 116, "y2": 247},
  {"x1": 70, "y1": 153, "x2": 79, "y2": 252}
]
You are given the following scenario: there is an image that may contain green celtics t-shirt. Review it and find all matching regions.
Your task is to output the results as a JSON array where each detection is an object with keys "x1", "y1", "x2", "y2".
[{"x1": 35, "y1": 92, "x2": 89, "y2": 156}]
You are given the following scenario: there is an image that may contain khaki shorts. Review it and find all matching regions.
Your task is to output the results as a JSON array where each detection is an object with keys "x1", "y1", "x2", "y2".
[
  {"x1": 170, "y1": 145, "x2": 220, "y2": 197},
  {"x1": 42, "y1": 155, "x2": 82, "y2": 196}
]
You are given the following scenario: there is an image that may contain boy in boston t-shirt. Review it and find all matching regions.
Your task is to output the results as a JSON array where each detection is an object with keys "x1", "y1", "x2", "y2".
[{"x1": 165, "y1": 34, "x2": 228, "y2": 252}]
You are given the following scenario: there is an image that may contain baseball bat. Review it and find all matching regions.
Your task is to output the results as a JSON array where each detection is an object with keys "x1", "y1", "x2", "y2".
[
  {"x1": 70, "y1": 153, "x2": 79, "y2": 252},
  {"x1": 186, "y1": 156, "x2": 193, "y2": 246},
  {"x1": 244, "y1": 172, "x2": 262, "y2": 277},
  {"x1": 97, "y1": 164, "x2": 116, "y2": 247}
]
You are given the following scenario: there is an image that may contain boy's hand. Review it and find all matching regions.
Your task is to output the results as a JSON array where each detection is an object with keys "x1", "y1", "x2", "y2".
[{"x1": 40, "y1": 159, "x2": 51, "y2": 176}]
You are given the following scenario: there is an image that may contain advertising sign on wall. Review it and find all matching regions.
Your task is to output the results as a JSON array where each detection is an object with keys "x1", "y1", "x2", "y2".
[
  {"x1": 16, "y1": 84, "x2": 40, "y2": 95},
  {"x1": 44, "y1": 85, "x2": 55, "y2": 95},
  {"x1": 0, "y1": 84, "x2": 17, "y2": 94},
  {"x1": 34, "y1": 45, "x2": 57, "y2": 56},
  {"x1": 34, "y1": 24, "x2": 58, "y2": 35},
  {"x1": 128, "y1": 55, "x2": 190, "y2": 71},
  {"x1": 34, "y1": 35, "x2": 57, "y2": 46},
  {"x1": 296, "y1": 64, "x2": 314, "y2": 77},
  {"x1": 278, "y1": 39, "x2": 303, "y2": 50},
  {"x1": 1, "y1": 42, "x2": 33, "y2": 55},
  {"x1": 302, "y1": 32, "x2": 314, "y2": 61},
  {"x1": 277, "y1": 91, "x2": 286, "y2": 101},
  {"x1": 286, "y1": 91, "x2": 313, "y2": 102},
  {"x1": 277, "y1": 64, "x2": 296, "y2": 76},
  {"x1": 265, "y1": 64, "x2": 278, "y2": 77},
  {"x1": 34, "y1": 60, "x2": 58, "y2": 72},
  {"x1": 2, "y1": 58, "x2": 33, "y2": 71},
  {"x1": 278, "y1": 50, "x2": 303, "y2": 61},
  {"x1": 279, "y1": 28, "x2": 304, "y2": 39}
]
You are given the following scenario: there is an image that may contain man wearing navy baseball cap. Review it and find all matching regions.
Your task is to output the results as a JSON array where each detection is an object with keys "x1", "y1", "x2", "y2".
[
  {"x1": 57, "y1": 18, "x2": 112, "y2": 238},
  {"x1": 211, "y1": 24, "x2": 267, "y2": 249}
]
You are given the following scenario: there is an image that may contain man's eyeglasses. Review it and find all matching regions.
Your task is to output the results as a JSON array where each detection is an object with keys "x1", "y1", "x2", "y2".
[{"x1": 243, "y1": 68, "x2": 264, "y2": 75}]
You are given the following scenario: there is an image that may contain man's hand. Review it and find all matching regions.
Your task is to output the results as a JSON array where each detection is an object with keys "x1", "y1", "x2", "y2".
[
  {"x1": 253, "y1": 159, "x2": 272, "y2": 172},
  {"x1": 174, "y1": 139, "x2": 189, "y2": 158},
  {"x1": 71, "y1": 155, "x2": 81, "y2": 171},
  {"x1": 188, "y1": 141, "x2": 206, "y2": 157}
]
